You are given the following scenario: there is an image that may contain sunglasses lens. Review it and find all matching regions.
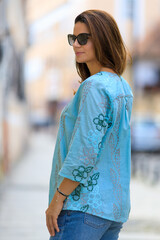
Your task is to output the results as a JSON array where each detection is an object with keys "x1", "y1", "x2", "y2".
[
  {"x1": 77, "y1": 34, "x2": 88, "y2": 45},
  {"x1": 67, "y1": 33, "x2": 90, "y2": 46},
  {"x1": 68, "y1": 35, "x2": 75, "y2": 46}
]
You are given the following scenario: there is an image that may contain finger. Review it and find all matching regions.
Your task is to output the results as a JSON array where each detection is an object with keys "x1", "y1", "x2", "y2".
[
  {"x1": 46, "y1": 217, "x2": 52, "y2": 236},
  {"x1": 46, "y1": 215, "x2": 55, "y2": 236},
  {"x1": 46, "y1": 215, "x2": 50, "y2": 234},
  {"x1": 53, "y1": 218, "x2": 60, "y2": 233},
  {"x1": 49, "y1": 216, "x2": 56, "y2": 236}
]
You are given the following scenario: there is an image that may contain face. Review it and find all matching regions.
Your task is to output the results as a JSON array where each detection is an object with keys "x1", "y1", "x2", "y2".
[{"x1": 73, "y1": 22, "x2": 97, "y2": 64}]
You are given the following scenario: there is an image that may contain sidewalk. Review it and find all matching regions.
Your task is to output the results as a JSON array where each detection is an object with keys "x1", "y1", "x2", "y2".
[
  {"x1": 120, "y1": 179, "x2": 160, "y2": 240},
  {"x1": 0, "y1": 130, "x2": 55, "y2": 240},
  {"x1": 0, "y1": 130, "x2": 160, "y2": 240}
]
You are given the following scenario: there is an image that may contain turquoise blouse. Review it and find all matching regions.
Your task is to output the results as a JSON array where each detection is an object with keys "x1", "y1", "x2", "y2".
[{"x1": 48, "y1": 71, "x2": 133, "y2": 223}]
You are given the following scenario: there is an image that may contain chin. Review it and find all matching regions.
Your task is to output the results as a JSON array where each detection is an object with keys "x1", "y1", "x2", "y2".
[
  {"x1": 76, "y1": 60, "x2": 86, "y2": 63},
  {"x1": 75, "y1": 58, "x2": 87, "y2": 64}
]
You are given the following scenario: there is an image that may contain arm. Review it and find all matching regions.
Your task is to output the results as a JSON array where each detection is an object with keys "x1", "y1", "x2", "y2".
[{"x1": 45, "y1": 178, "x2": 80, "y2": 237}]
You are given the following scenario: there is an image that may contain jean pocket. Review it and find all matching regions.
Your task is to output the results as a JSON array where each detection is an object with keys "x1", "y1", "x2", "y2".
[
  {"x1": 84, "y1": 213, "x2": 110, "y2": 229},
  {"x1": 57, "y1": 210, "x2": 67, "y2": 227}
]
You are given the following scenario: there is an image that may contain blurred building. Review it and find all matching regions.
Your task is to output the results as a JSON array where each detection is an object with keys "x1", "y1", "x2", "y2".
[
  {"x1": 0, "y1": 0, "x2": 28, "y2": 180},
  {"x1": 132, "y1": 0, "x2": 160, "y2": 120},
  {"x1": 128, "y1": 0, "x2": 160, "y2": 153},
  {"x1": 25, "y1": 0, "x2": 81, "y2": 125},
  {"x1": 24, "y1": 0, "x2": 134, "y2": 124}
]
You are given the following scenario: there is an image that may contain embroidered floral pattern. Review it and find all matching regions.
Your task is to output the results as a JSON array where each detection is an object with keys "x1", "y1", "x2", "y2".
[
  {"x1": 68, "y1": 80, "x2": 93, "y2": 149},
  {"x1": 64, "y1": 184, "x2": 104, "y2": 216},
  {"x1": 68, "y1": 116, "x2": 81, "y2": 149},
  {"x1": 72, "y1": 166, "x2": 93, "y2": 182},
  {"x1": 98, "y1": 95, "x2": 111, "y2": 115},
  {"x1": 125, "y1": 95, "x2": 133, "y2": 111},
  {"x1": 87, "y1": 130, "x2": 102, "y2": 156},
  {"x1": 103, "y1": 95, "x2": 113, "y2": 131},
  {"x1": 109, "y1": 96, "x2": 123, "y2": 220},
  {"x1": 53, "y1": 72, "x2": 133, "y2": 221},
  {"x1": 93, "y1": 113, "x2": 108, "y2": 131},
  {"x1": 80, "y1": 204, "x2": 89, "y2": 212},
  {"x1": 78, "y1": 185, "x2": 104, "y2": 216},
  {"x1": 98, "y1": 142, "x2": 102, "y2": 149},
  {"x1": 79, "y1": 80, "x2": 93, "y2": 115},
  {"x1": 71, "y1": 184, "x2": 82, "y2": 201},
  {"x1": 54, "y1": 164, "x2": 59, "y2": 190},
  {"x1": 71, "y1": 170, "x2": 100, "y2": 201},
  {"x1": 82, "y1": 172, "x2": 100, "y2": 191},
  {"x1": 59, "y1": 103, "x2": 70, "y2": 143},
  {"x1": 108, "y1": 120, "x2": 112, "y2": 129},
  {"x1": 53, "y1": 147, "x2": 63, "y2": 190},
  {"x1": 79, "y1": 145, "x2": 97, "y2": 168}
]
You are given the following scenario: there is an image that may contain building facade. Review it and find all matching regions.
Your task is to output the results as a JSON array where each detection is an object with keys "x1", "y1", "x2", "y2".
[
  {"x1": 0, "y1": 0, "x2": 28, "y2": 179},
  {"x1": 132, "y1": 0, "x2": 160, "y2": 120}
]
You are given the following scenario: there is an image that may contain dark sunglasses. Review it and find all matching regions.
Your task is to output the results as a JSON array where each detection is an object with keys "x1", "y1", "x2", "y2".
[{"x1": 67, "y1": 33, "x2": 91, "y2": 46}]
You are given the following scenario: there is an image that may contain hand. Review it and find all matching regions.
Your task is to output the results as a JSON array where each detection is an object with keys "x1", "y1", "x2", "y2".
[{"x1": 45, "y1": 192, "x2": 65, "y2": 237}]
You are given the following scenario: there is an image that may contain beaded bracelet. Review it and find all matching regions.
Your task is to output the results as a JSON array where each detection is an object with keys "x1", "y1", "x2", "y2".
[{"x1": 57, "y1": 187, "x2": 69, "y2": 198}]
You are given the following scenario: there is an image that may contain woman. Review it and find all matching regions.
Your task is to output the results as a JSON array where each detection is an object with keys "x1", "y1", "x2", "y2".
[{"x1": 45, "y1": 9, "x2": 133, "y2": 240}]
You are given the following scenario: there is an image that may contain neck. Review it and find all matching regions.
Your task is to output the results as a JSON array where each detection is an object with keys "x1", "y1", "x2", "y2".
[
  {"x1": 87, "y1": 61, "x2": 102, "y2": 76},
  {"x1": 87, "y1": 61, "x2": 116, "y2": 76}
]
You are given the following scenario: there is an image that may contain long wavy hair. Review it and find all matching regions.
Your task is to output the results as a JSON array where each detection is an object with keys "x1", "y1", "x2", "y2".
[{"x1": 73, "y1": 9, "x2": 130, "y2": 90}]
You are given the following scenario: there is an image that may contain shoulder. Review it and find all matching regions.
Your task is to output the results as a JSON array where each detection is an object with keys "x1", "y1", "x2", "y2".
[
  {"x1": 76, "y1": 75, "x2": 113, "y2": 109},
  {"x1": 120, "y1": 76, "x2": 133, "y2": 97},
  {"x1": 78, "y1": 72, "x2": 129, "y2": 101},
  {"x1": 80, "y1": 72, "x2": 111, "y2": 93}
]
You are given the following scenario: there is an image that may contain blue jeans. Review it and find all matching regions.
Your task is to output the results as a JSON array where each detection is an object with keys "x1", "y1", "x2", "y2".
[{"x1": 49, "y1": 210, "x2": 123, "y2": 240}]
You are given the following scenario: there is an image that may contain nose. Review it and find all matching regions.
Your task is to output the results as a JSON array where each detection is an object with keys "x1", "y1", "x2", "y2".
[{"x1": 73, "y1": 38, "x2": 81, "y2": 47}]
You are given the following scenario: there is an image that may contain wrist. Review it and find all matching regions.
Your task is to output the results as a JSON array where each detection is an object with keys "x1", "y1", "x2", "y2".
[
  {"x1": 50, "y1": 192, "x2": 65, "y2": 206},
  {"x1": 57, "y1": 187, "x2": 69, "y2": 198},
  {"x1": 55, "y1": 190, "x2": 66, "y2": 202}
]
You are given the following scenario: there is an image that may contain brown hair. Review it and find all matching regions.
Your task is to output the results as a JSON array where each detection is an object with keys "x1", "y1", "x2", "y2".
[{"x1": 74, "y1": 9, "x2": 130, "y2": 84}]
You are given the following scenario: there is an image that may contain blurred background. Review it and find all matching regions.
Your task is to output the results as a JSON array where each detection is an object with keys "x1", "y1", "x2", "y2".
[{"x1": 0, "y1": 0, "x2": 160, "y2": 239}]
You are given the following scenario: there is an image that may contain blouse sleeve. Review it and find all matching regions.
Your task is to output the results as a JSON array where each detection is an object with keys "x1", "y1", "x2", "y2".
[{"x1": 58, "y1": 79, "x2": 113, "y2": 185}]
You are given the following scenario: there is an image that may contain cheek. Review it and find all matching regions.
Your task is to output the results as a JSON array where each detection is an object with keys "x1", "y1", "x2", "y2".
[{"x1": 87, "y1": 42, "x2": 96, "y2": 57}]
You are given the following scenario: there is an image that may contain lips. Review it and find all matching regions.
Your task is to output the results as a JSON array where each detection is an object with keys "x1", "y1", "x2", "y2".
[{"x1": 75, "y1": 52, "x2": 84, "y2": 56}]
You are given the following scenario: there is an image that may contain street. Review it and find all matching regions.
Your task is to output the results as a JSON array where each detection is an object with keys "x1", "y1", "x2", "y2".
[{"x1": 0, "y1": 130, "x2": 160, "y2": 240}]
